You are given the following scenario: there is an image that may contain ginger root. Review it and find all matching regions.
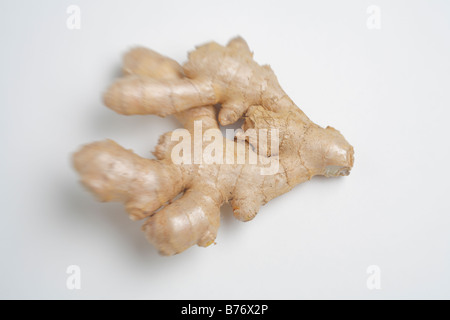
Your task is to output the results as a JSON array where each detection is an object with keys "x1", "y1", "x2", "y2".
[{"x1": 73, "y1": 37, "x2": 354, "y2": 255}]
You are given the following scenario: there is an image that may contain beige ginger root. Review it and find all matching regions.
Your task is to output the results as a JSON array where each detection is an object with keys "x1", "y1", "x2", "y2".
[{"x1": 73, "y1": 37, "x2": 354, "y2": 255}]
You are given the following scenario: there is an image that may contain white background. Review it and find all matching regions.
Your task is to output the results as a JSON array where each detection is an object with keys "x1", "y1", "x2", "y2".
[{"x1": 1, "y1": 0, "x2": 449, "y2": 299}]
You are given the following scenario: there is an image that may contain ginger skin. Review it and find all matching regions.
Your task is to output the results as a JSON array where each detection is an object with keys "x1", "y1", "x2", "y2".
[{"x1": 73, "y1": 37, "x2": 354, "y2": 255}]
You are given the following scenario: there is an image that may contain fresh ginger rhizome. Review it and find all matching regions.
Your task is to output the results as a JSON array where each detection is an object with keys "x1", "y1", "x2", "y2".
[{"x1": 73, "y1": 37, "x2": 354, "y2": 255}]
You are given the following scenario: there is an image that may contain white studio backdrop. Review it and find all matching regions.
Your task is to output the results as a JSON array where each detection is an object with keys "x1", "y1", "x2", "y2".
[{"x1": 0, "y1": 0, "x2": 449, "y2": 299}]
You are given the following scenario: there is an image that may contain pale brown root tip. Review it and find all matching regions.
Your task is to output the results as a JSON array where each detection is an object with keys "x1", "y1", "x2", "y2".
[{"x1": 103, "y1": 81, "x2": 129, "y2": 115}]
